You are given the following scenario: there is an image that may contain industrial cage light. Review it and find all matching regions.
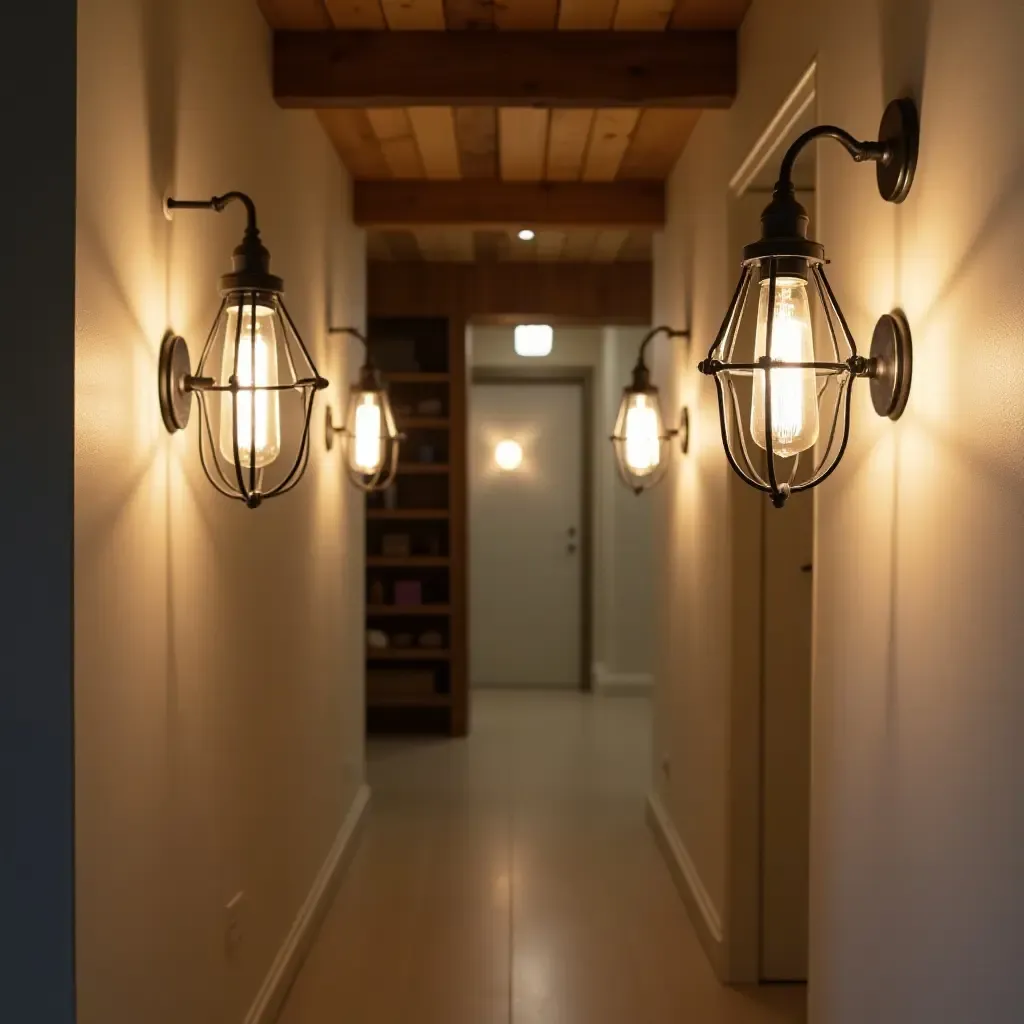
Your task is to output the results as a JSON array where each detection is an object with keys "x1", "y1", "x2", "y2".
[
  {"x1": 324, "y1": 328, "x2": 404, "y2": 492},
  {"x1": 158, "y1": 192, "x2": 328, "y2": 509},
  {"x1": 698, "y1": 99, "x2": 919, "y2": 507},
  {"x1": 610, "y1": 326, "x2": 691, "y2": 495}
]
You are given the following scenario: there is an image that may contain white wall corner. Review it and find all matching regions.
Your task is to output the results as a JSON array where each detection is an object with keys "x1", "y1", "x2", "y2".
[
  {"x1": 593, "y1": 663, "x2": 654, "y2": 695},
  {"x1": 646, "y1": 792, "x2": 727, "y2": 978},
  {"x1": 245, "y1": 784, "x2": 371, "y2": 1024}
]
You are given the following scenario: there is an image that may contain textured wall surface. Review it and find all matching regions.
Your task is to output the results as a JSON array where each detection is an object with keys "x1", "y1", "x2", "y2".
[{"x1": 74, "y1": 0, "x2": 366, "y2": 1020}]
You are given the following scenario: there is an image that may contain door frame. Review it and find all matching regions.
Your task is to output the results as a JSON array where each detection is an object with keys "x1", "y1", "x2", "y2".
[
  {"x1": 471, "y1": 366, "x2": 595, "y2": 692},
  {"x1": 721, "y1": 62, "x2": 817, "y2": 985}
]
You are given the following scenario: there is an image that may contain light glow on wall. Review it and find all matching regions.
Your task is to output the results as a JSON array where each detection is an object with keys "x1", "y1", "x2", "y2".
[
  {"x1": 494, "y1": 439, "x2": 524, "y2": 472},
  {"x1": 514, "y1": 324, "x2": 553, "y2": 358}
]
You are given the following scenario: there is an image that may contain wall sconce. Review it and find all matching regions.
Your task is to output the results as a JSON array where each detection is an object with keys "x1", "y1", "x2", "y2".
[
  {"x1": 610, "y1": 326, "x2": 690, "y2": 495},
  {"x1": 324, "y1": 328, "x2": 404, "y2": 491},
  {"x1": 698, "y1": 99, "x2": 918, "y2": 508},
  {"x1": 158, "y1": 192, "x2": 328, "y2": 509}
]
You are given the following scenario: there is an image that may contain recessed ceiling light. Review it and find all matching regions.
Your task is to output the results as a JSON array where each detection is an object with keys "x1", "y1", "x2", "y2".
[{"x1": 517, "y1": 228, "x2": 536, "y2": 241}]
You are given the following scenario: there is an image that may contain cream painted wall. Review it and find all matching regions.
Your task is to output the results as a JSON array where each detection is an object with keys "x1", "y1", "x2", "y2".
[
  {"x1": 469, "y1": 325, "x2": 656, "y2": 685},
  {"x1": 655, "y1": 0, "x2": 1024, "y2": 1017},
  {"x1": 74, "y1": 0, "x2": 366, "y2": 1022}
]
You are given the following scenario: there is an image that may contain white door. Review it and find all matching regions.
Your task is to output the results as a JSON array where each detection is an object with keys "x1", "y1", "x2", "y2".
[{"x1": 469, "y1": 381, "x2": 584, "y2": 688}]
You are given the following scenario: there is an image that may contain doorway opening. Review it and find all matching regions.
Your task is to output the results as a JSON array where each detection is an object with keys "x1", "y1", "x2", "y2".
[{"x1": 467, "y1": 323, "x2": 658, "y2": 696}]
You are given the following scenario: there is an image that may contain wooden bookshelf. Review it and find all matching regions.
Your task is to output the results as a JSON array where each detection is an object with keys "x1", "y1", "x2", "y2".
[
  {"x1": 366, "y1": 509, "x2": 451, "y2": 521},
  {"x1": 397, "y1": 463, "x2": 450, "y2": 475},
  {"x1": 363, "y1": 315, "x2": 468, "y2": 736},
  {"x1": 367, "y1": 605, "x2": 452, "y2": 616}
]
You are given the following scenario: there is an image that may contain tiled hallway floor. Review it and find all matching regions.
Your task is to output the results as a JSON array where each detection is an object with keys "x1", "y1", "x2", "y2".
[{"x1": 278, "y1": 691, "x2": 806, "y2": 1024}]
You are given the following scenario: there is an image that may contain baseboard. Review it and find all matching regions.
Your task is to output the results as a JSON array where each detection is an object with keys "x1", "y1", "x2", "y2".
[
  {"x1": 245, "y1": 783, "x2": 371, "y2": 1024},
  {"x1": 592, "y1": 665, "x2": 653, "y2": 695},
  {"x1": 646, "y1": 792, "x2": 727, "y2": 978}
]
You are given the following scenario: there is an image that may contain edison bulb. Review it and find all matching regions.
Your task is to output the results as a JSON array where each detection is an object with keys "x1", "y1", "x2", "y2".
[
  {"x1": 621, "y1": 393, "x2": 663, "y2": 475},
  {"x1": 351, "y1": 393, "x2": 384, "y2": 474},
  {"x1": 750, "y1": 276, "x2": 818, "y2": 457},
  {"x1": 219, "y1": 302, "x2": 281, "y2": 468}
]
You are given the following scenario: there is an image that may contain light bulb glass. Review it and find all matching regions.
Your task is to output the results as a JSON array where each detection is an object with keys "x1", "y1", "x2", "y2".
[
  {"x1": 622, "y1": 393, "x2": 663, "y2": 476},
  {"x1": 750, "y1": 276, "x2": 819, "y2": 457},
  {"x1": 514, "y1": 324, "x2": 553, "y2": 358},
  {"x1": 219, "y1": 302, "x2": 281, "y2": 469},
  {"x1": 351, "y1": 393, "x2": 384, "y2": 474},
  {"x1": 494, "y1": 439, "x2": 523, "y2": 471}
]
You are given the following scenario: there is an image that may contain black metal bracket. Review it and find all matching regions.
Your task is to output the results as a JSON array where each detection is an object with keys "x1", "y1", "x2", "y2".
[
  {"x1": 158, "y1": 332, "x2": 216, "y2": 433},
  {"x1": 165, "y1": 192, "x2": 283, "y2": 295},
  {"x1": 678, "y1": 407, "x2": 690, "y2": 454},
  {"x1": 777, "y1": 98, "x2": 918, "y2": 203}
]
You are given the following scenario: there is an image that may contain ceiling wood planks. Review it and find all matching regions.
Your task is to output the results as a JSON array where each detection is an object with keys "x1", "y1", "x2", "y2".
[
  {"x1": 408, "y1": 107, "x2": 462, "y2": 178},
  {"x1": 354, "y1": 180, "x2": 664, "y2": 227},
  {"x1": 273, "y1": 31, "x2": 738, "y2": 108},
  {"x1": 257, "y1": 0, "x2": 752, "y2": 261},
  {"x1": 258, "y1": 0, "x2": 331, "y2": 28},
  {"x1": 671, "y1": 0, "x2": 751, "y2": 29},
  {"x1": 316, "y1": 110, "x2": 391, "y2": 178},
  {"x1": 498, "y1": 109, "x2": 550, "y2": 180},
  {"x1": 582, "y1": 109, "x2": 640, "y2": 181},
  {"x1": 380, "y1": 0, "x2": 446, "y2": 29},
  {"x1": 454, "y1": 107, "x2": 498, "y2": 178},
  {"x1": 555, "y1": 0, "x2": 617, "y2": 28},
  {"x1": 495, "y1": 0, "x2": 559, "y2": 29},
  {"x1": 324, "y1": 0, "x2": 387, "y2": 28},
  {"x1": 546, "y1": 110, "x2": 595, "y2": 181},
  {"x1": 366, "y1": 108, "x2": 427, "y2": 177},
  {"x1": 617, "y1": 109, "x2": 701, "y2": 178}
]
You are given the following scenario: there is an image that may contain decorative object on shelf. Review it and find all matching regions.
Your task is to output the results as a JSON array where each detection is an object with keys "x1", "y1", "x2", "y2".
[
  {"x1": 325, "y1": 327, "x2": 404, "y2": 492},
  {"x1": 367, "y1": 629, "x2": 389, "y2": 649},
  {"x1": 418, "y1": 631, "x2": 445, "y2": 650},
  {"x1": 418, "y1": 444, "x2": 436, "y2": 464},
  {"x1": 610, "y1": 326, "x2": 691, "y2": 495},
  {"x1": 698, "y1": 98, "x2": 918, "y2": 508},
  {"x1": 416, "y1": 398, "x2": 444, "y2": 417},
  {"x1": 394, "y1": 580, "x2": 423, "y2": 606},
  {"x1": 368, "y1": 579, "x2": 386, "y2": 605},
  {"x1": 158, "y1": 192, "x2": 328, "y2": 509},
  {"x1": 367, "y1": 669, "x2": 436, "y2": 698},
  {"x1": 391, "y1": 632, "x2": 414, "y2": 649},
  {"x1": 381, "y1": 534, "x2": 412, "y2": 558}
]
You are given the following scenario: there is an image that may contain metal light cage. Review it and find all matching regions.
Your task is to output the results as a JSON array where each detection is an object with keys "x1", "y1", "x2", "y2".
[
  {"x1": 698, "y1": 99, "x2": 919, "y2": 508},
  {"x1": 192, "y1": 290, "x2": 325, "y2": 508},
  {"x1": 699, "y1": 255, "x2": 864, "y2": 508},
  {"x1": 324, "y1": 328, "x2": 404, "y2": 493},
  {"x1": 610, "y1": 325, "x2": 690, "y2": 495},
  {"x1": 158, "y1": 192, "x2": 328, "y2": 509}
]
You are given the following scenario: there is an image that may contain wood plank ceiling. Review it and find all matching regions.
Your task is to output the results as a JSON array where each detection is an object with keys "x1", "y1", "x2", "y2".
[{"x1": 258, "y1": 0, "x2": 750, "y2": 262}]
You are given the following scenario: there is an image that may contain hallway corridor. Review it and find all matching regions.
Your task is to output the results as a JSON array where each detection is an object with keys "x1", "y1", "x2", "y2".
[{"x1": 278, "y1": 692, "x2": 805, "y2": 1024}]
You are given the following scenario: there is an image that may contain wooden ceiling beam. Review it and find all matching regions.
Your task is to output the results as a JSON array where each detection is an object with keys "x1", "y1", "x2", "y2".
[
  {"x1": 353, "y1": 181, "x2": 664, "y2": 228},
  {"x1": 274, "y1": 30, "x2": 737, "y2": 108}
]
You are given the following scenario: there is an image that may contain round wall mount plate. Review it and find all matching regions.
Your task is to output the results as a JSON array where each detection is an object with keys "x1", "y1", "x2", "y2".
[
  {"x1": 158, "y1": 332, "x2": 193, "y2": 432},
  {"x1": 869, "y1": 311, "x2": 913, "y2": 419},
  {"x1": 876, "y1": 98, "x2": 919, "y2": 204}
]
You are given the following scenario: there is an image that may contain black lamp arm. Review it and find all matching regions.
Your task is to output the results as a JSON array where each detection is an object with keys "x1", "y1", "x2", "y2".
[
  {"x1": 327, "y1": 326, "x2": 373, "y2": 368},
  {"x1": 167, "y1": 192, "x2": 259, "y2": 235},
  {"x1": 637, "y1": 325, "x2": 690, "y2": 366},
  {"x1": 777, "y1": 125, "x2": 889, "y2": 188}
]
